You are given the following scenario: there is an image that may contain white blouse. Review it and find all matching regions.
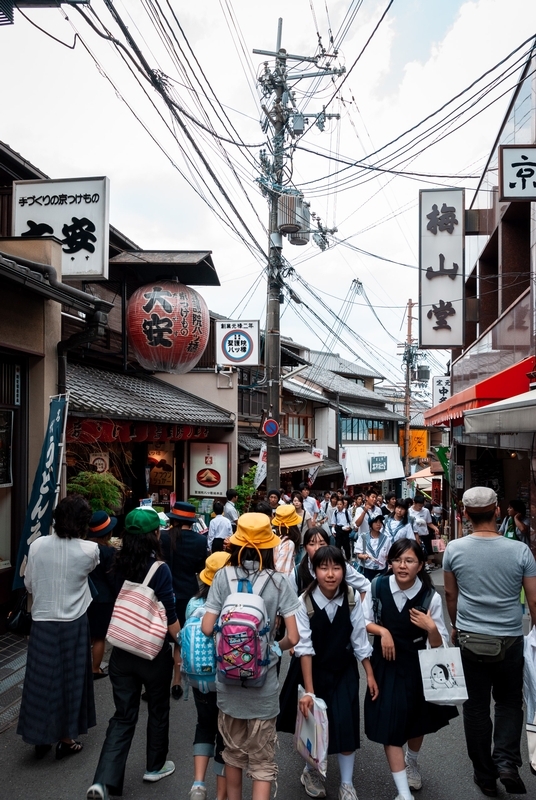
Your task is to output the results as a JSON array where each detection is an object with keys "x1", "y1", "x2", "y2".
[
  {"x1": 25, "y1": 533, "x2": 100, "y2": 622},
  {"x1": 383, "y1": 517, "x2": 415, "y2": 542},
  {"x1": 294, "y1": 586, "x2": 373, "y2": 661},
  {"x1": 363, "y1": 574, "x2": 449, "y2": 647}
]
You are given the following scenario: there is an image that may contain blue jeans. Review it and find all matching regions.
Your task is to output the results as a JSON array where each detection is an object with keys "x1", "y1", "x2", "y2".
[{"x1": 461, "y1": 636, "x2": 524, "y2": 781}]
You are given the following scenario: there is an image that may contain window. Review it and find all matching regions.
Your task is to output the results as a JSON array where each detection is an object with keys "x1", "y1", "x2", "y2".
[
  {"x1": 340, "y1": 417, "x2": 394, "y2": 442},
  {"x1": 286, "y1": 415, "x2": 311, "y2": 440}
]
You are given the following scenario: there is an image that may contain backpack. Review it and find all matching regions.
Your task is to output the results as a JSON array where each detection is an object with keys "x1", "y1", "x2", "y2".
[
  {"x1": 214, "y1": 567, "x2": 272, "y2": 687},
  {"x1": 180, "y1": 607, "x2": 216, "y2": 693},
  {"x1": 371, "y1": 574, "x2": 435, "y2": 626}
]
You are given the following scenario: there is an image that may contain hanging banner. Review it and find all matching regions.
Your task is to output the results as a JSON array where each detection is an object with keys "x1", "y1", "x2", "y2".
[
  {"x1": 307, "y1": 447, "x2": 324, "y2": 486},
  {"x1": 419, "y1": 188, "x2": 465, "y2": 348},
  {"x1": 254, "y1": 442, "x2": 267, "y2": 489},
  {"x1": 12, "y1": 176, "x2": 110, "y2": 279},
  {"x1": 13, "y1": 396, "x2": 67, "y2": 589}
]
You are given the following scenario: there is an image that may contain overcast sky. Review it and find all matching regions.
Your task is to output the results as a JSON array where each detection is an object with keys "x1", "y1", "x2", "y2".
[{"x1": 2, "y1": 0, "x2": 536, "y2": 385}]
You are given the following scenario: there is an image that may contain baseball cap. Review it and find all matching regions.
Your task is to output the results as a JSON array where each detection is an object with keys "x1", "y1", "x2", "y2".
[
  {"x1": 462, "y1": 486, "x2": 497, "y2": 513},
  {"x1": 125, "y1": 507, "x2": 161, "y2": 535}
]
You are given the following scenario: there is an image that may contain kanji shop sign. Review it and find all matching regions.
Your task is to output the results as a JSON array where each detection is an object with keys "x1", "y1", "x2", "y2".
[
  {"x1": 12, "y1": 176, "x2": 110, "y2": 279},
  {"x1": 419, "y1": 188, "x2": 465, "y2": 349},
  {"x1": 66, "y1": 419, "x2": 210, "y2": 443},
  {"x1": 189, "y1": 442, "x2": 229, "y2": 497},
  {"x1": 215, "y1": 319, "x2": 260, "y2": 366},
  {"x1": 127, "y1": 281, "x2": 209, "y2": 373},
  {"x1": 499, "y1": 144, "x2": 536, "y2": 202},
  {"x1": 432, "y1": 376, "x2": 451, "y2": 407}
]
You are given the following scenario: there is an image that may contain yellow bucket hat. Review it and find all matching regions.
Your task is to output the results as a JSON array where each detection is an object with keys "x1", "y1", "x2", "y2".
[
  {"x1": 271, "y1": 504, "x2": 302, "y2": 529},
  {"x1": 199, "y1": 551, "x2": 230, "y2": 586},
  {"x1": 229, "y1": 512, "x2": 281, "y2": 568}
]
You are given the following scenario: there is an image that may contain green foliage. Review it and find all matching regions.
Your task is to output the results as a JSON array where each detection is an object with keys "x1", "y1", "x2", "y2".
[
  {"x1": 234, "y1": 465, "x2": 257, "y2": 515},
  {"x1": 66, "y1": 471, "x2": 126, "y2": 514}
]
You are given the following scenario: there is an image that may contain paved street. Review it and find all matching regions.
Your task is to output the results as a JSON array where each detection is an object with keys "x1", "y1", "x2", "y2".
[{"x1": 1, "y1": 575, "x2": 534, "y2": 800}]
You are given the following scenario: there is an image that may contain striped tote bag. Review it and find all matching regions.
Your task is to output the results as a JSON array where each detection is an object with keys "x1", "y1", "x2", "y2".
[{"x1": 107, "y1": 561, "x2": 168, "y2": 660}]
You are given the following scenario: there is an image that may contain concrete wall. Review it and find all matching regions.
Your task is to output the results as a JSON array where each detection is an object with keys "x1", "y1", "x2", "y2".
[
  {"x1": 157, "y1": 368, "x2": 238, "y2": 486},
  {"x1": 315, "y1": 406, "x2": 337, "y2": 453}
]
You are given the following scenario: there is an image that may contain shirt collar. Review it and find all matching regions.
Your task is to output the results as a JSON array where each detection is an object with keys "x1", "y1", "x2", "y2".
[
  {"x1": 312, "y1": 585, "x2": 344, "y2": 608},
  {"x1": 389, "y1": 573, "x2": 422, "y2": 600}
]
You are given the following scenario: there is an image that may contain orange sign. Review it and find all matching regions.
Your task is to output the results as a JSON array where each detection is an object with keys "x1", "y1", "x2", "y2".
[{"x1": 399, "y1": 429, "x2": 428, "y2": 459}]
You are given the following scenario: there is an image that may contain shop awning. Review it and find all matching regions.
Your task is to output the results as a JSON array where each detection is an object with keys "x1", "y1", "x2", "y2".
[
  {"x1": 464, "y1": 389, "x2": 536, "y2": 434},
  {"x1": 251, "y1": 451, "x2": 323, "y2": 471},
  {"x1": 406, "y1": 467, "x2": 433, "y2": 481},
  {"x1": 423, "y1": 356, "x2": 535, "y2": 426},
  {"x1": 343, "y1": 444, "x2": 404, "y2": 486}
]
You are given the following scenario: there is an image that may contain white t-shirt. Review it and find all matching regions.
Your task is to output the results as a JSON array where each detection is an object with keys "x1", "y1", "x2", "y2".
[
  {"x1": 302, "y1": 495, "x2": 318, "y2": 517},
  {"x1": 207, "y1": 514, "x2": 232, "y2": 550},
  {"x1": 354, "y1": 505, "x2": 382, "y2": 535},
  {"x1": 410, "y1": 507, "x2": 433, "y2": 538}
]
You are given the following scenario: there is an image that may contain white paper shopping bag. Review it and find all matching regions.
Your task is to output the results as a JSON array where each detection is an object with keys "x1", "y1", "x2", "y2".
[{"x1": 418, "y1": 646, "x2": 468, "y2": 705}]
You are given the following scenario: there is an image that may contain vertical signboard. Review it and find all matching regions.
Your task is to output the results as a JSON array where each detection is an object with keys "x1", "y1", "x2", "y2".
[
  {"x1": 498, "y1": 145, "x2": 536, "y2": 201},
  {"x1": 432, "y1": 376, "x2": 451, "y2": 407},
  {"x1": 419, "y1": 188, "x2": 464, "y2": 348},
  {"x1": 13, "y1": 177, "x2": 110, "y2": 279},
  {"x1": 189, "y1": 442, "x2": 229, "y2": 497},
  {"x1": 215, "y1": 320, "x2": 260, "y2": 366}
]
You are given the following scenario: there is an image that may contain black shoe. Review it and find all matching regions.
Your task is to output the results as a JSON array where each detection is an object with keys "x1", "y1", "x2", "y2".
[
  {"x1": 171, "y1": 684, "x2": 184, "y2": 700},
  {"x1": 141, "y1": 691, "x2": 148, "y2": 702},
  {"x1": 499, "y1": 770, "x2": 526, "y2": 794},
  {"x1": 35, "y1": 744, "x2": 52, "y2": 759},
  {"x1": 55, "y1": 740, "x2": 83, "y2": 760},
  {"x1": 473, "y1": 776, "x2": 497, "y2": 797}
]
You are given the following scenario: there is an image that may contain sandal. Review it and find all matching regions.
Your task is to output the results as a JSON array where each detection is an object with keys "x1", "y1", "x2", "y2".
[{"x1": 56, "y1": 740, "x2": 83, "y2": 760}]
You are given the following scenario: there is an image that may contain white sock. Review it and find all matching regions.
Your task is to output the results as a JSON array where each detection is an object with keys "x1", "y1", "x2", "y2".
[
  {"x1": 392, "y1": 769, "x2": 412, "y2": 800},
  {"x1": 406, "y1": 746, "x2": 419, "y2": 765},
  {"x1": 337, "y1": 752, "x2": 355, "y2": 786}
]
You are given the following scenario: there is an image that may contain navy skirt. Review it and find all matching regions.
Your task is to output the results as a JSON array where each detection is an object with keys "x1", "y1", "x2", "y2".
[{"x1": 17, "y1": 614, "x2": 96, "y2": 745}]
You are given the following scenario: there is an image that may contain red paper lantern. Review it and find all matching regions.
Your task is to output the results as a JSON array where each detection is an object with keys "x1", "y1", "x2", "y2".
[{"x1": 127, "y1": 281, "x2": 209, "y2": 373}]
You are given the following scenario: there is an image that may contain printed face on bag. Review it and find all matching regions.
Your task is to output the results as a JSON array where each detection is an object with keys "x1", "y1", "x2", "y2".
[{"x1": 315, "y1": 559, "x2": 344, "y2": 598}]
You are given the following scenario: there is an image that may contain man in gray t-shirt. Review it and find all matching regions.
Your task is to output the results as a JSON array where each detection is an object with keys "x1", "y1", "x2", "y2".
[{"x1": 443, "y1": 486, "x2": 536, "y2": 797}]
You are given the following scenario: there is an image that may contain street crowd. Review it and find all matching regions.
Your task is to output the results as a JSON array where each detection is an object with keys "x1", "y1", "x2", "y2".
[{"x1": 13, "y1": 482, "x2": 536, "y2": 800}]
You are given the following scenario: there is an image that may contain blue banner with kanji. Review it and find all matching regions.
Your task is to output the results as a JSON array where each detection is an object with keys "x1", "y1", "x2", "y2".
[{"x1": 13, "y1": 396, "x2": 67, "y2": 589}]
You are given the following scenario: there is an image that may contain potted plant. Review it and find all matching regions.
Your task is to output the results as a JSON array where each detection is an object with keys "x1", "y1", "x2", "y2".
[{"x1": 66, "y1": 470, "x2": 127, "y2": 514}]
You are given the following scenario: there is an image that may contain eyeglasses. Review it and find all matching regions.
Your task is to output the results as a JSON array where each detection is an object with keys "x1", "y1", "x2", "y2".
[{"x1": 391, "y1": 558, "x2": 419, "y2": 566}]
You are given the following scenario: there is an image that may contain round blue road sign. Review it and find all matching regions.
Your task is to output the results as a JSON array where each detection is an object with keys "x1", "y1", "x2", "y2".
[{"x1": 263, "y1": 418, "x2": 279, "y2": 437}]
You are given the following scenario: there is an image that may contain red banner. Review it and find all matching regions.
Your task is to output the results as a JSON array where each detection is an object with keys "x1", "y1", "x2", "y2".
[{"x1": 66, "y1": 418, "x2": 210, "y2": 443}]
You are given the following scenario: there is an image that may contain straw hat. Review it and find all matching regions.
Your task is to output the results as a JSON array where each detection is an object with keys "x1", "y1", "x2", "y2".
[
  {"x1": 199, "y1": 551, "x2": 230, "y2": 586},
  {"x1": 271, "y1": 504, "x2": 302, "y2": 529}
]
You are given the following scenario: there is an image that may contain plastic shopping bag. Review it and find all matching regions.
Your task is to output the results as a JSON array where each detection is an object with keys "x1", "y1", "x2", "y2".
[
  {"x1": 418, "y1": 646, "x2": 468, "y2": 705},
  {"x1": 523, "y1": 626, "x2": 536, "y2": 773},
  {"x1": 294, "y1": 684, "x2": 329, "y2": 777},
  {"x1": 527, "y1": 712, "x2": 536, "y2": 774}
]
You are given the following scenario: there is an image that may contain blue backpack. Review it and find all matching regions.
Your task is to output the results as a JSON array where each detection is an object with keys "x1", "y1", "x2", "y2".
[{"x1": 180, "y1": 610, "x2": 217, "y2": 693}]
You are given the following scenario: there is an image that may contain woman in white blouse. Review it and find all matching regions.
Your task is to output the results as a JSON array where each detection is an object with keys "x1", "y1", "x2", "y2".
[
  {"x1": 17, "y1": 494, "x2": 99, "y2": 759},
  {"x1": 363, "y1": 538, "x2": 457, "y2": 800}
]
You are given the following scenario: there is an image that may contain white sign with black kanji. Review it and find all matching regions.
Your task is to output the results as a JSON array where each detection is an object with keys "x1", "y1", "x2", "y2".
[{"x1": 215, "y1": 320, "x2": 260, "y2": 366}]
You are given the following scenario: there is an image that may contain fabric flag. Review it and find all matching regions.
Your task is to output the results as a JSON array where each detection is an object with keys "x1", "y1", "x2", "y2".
[
  {"x1": 254, "y1": 442, "x2": 267, "y2": 489},
  {"x1": 307, "y1": 448, "x2": 324, "y2": 486},
  {"x1": 433, "y1": 446, "x2": 450, "y2": 483},
  {"x1": 13, "y1": 396, "x2": 67, "y2": 589}
]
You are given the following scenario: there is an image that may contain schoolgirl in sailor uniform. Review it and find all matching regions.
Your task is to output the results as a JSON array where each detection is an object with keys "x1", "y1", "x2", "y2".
[
  {"x1": 364, "y1": 538, "x2": 457, "y2": 800},
  {"x1": 354, "y1": 514, "x2": 391, "y2": 582},
  {"x1": 278, "y1": 546, "x2": 378, "y2": 800},
  {"x1": 383, "y1": 499, "x2": 416, "y2": 543}
]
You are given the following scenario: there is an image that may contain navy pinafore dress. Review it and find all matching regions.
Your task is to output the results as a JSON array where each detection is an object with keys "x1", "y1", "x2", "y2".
[
  {"x1": 364, "y1": 576, "x2": 458, "y2": 746},
  {"x1": 278, "y1": 591, "x2": 361, "y2": 754}
]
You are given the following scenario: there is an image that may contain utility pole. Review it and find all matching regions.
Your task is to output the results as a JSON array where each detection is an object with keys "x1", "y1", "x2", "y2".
[
  {"x1": 253, "y1": 20, "x2": 344, "y2": 491},
  {"x1": 264, "y1": 20, "x2": 285, "y2": 492},
  {"x1": 403, "y1": 299, "x2": 416, "y2": 476}
]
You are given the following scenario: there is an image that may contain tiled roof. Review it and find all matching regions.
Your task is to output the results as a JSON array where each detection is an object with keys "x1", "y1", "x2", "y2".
[
  {"x1": 282, "y1": 378, "x2": 328, "y2": 404},
  {"x1": 238, "y1": 432, "x2": 307, "y2": 454},
  {"x1": 339, "y1": 402, "x2": 406, "y2": 422},
  {"x1": 294, "y1": 365, "x2": 385, "y2": 403},
  {"x1": 309, "y1": 351, "x2": 383, "y2": 380},
  {"x1": 67, "y1": 363, "x2": 234, "y2": 426}
]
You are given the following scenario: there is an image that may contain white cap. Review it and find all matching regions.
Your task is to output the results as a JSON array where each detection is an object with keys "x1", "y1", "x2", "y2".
[{"x1": 462, "y1": 486, "x2": 497, "y2": 513}]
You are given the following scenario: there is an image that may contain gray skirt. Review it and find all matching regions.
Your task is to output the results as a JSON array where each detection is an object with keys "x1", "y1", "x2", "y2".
[{"x1": 17, "y1": 614, "x2": 96, "y2": 745}]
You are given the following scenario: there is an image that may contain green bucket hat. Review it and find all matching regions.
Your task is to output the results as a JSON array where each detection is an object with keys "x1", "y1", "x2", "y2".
[{"x1": 125, "y1": 507, "x2": 161, "y2": 535}]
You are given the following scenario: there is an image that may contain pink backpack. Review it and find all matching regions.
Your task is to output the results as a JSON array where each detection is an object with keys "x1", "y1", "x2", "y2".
[{"x1": 214, "y1": 567, "x2": 272, "y2": 687}]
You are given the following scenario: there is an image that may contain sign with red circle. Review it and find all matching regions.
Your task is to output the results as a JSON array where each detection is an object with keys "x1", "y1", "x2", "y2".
[{"x1": 263, "y1": 419, "x2": 279, "y2": 437}]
